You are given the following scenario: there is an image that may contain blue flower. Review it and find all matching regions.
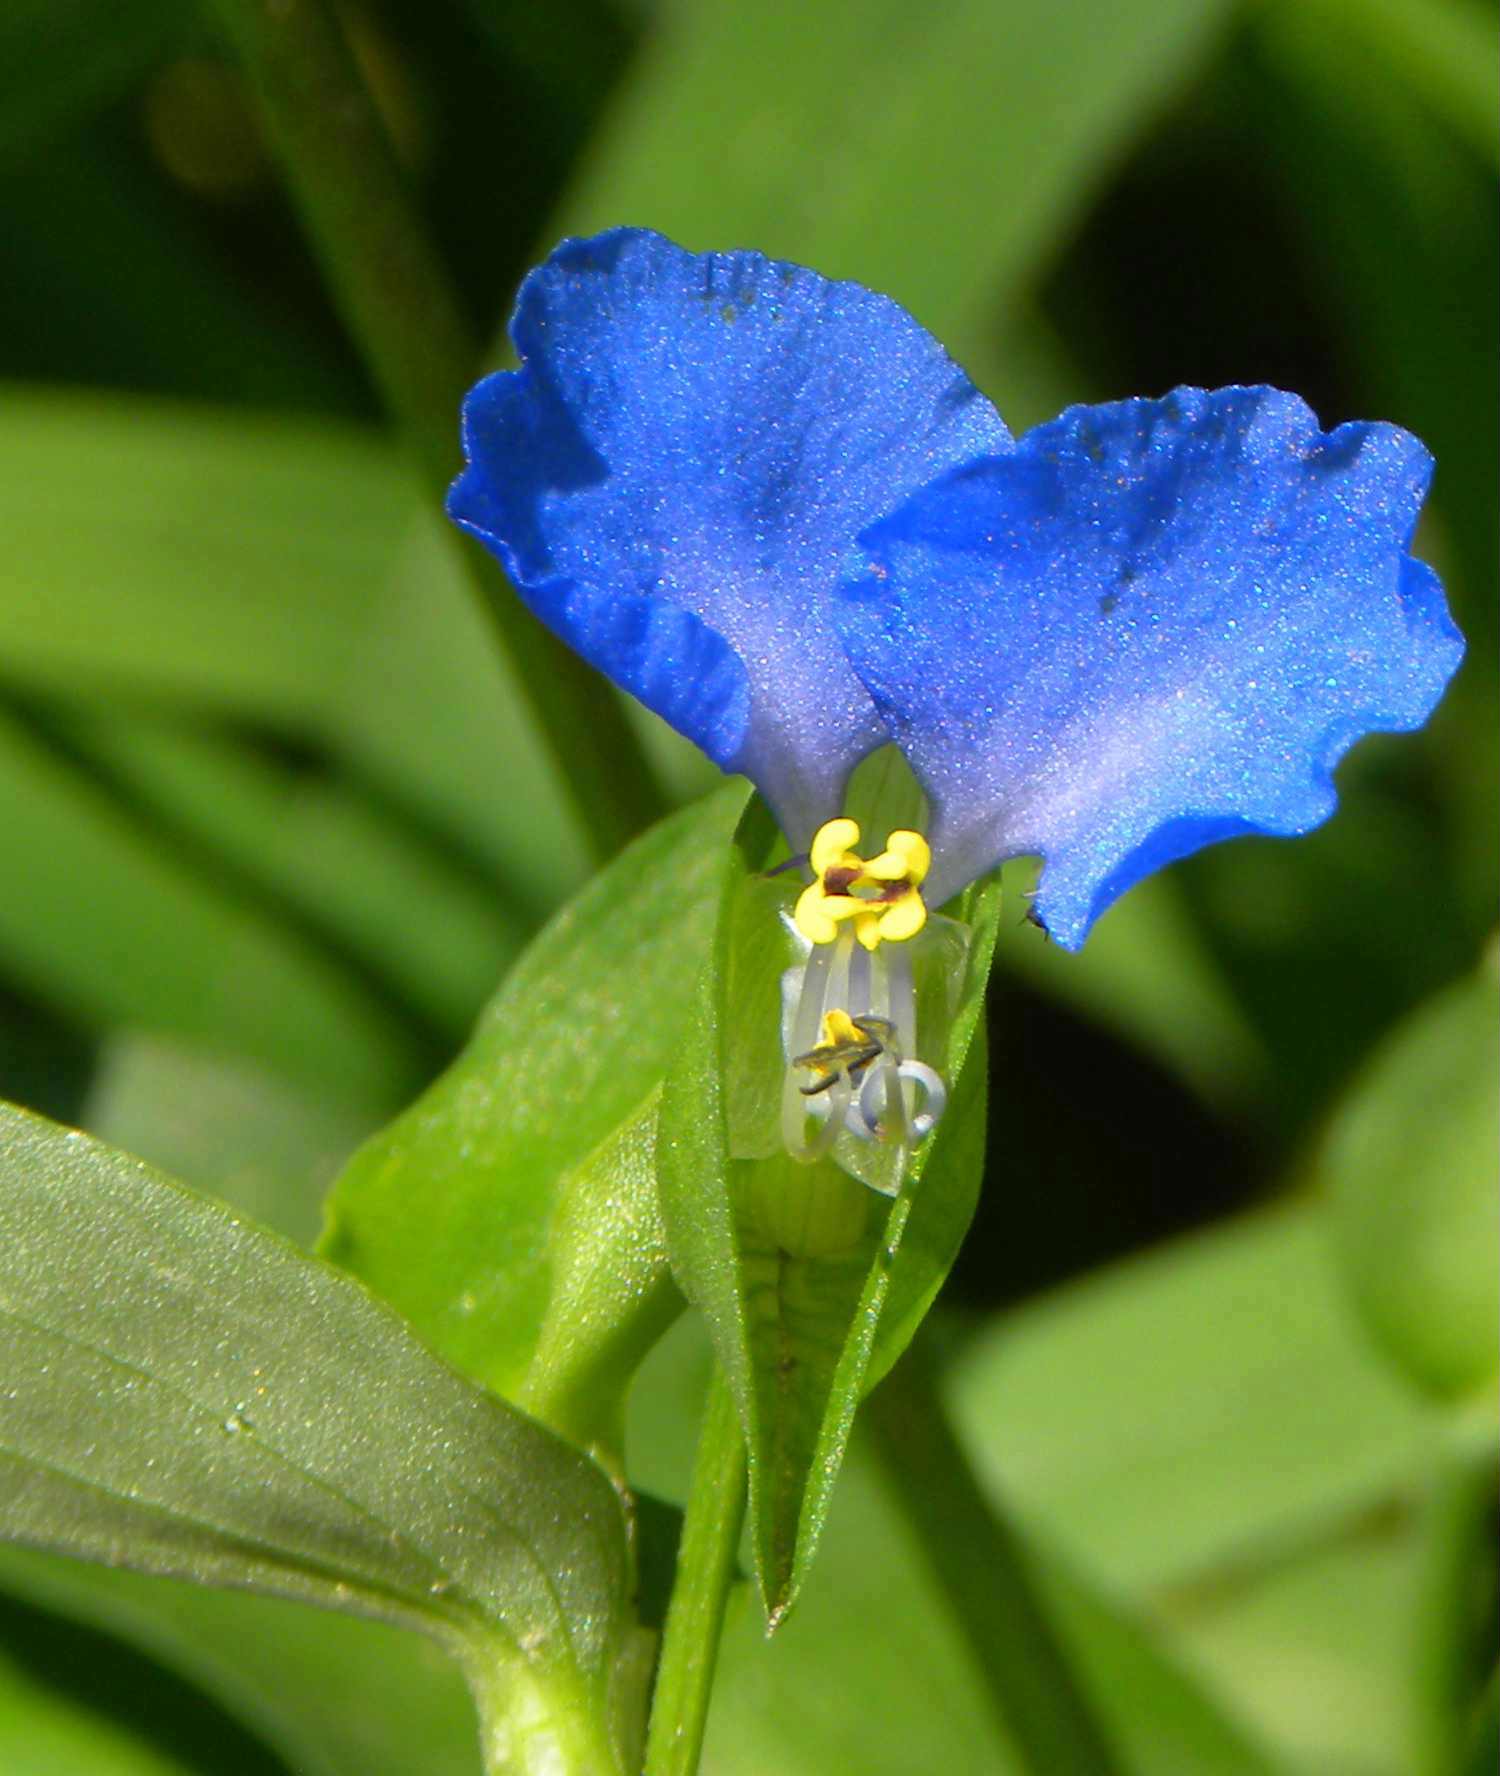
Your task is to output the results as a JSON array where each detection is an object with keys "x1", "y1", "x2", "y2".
[
  {"x1": 448, "y1": 227, "x2": 1010, "y2": 849},
  {"x1": 450, "y1": 230, "x2": 1463, "y2": 954}
]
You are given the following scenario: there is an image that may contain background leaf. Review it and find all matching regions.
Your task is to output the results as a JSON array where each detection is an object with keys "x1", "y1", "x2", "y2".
[
  {"x1": 949, "y1": 1200, "x2": 1497, "y2": 1772},
  {"x1": 84, "y1": 1034, "x2": 376, "y2": 1247},
  {"x1": 630, "y1": 1317, "x2": 1282, "y2": 1776},
  {"x1": 0, "y1": 703, "x2": 422, "y2": 1108},
  {"x1": 1279, "y1": 0, "x2": 1498, "y2": 171},
  {"x1": 0, "y1": 387, "x2": 594, "y2": 922},
  {"x1": 57, "y1": 709, "x2": 524, "y2": 1045},
  {"x1": 0, "y1": 1578, "x2": 291, "y2": 1776},
  {"x1": 0, "y1": 1643, "x2": 212, "y2": 1776},
  {"x1": 951, "y1": 1205, "x2": 1450, "y2": 1587},
  {"x1": 0, "y1": 387, "x2": 400, "y2": 721},
  {"x1": 0, "y1": 0, "x2": 193, "y2": 170},
  {"x1": 1321, "y1": 948, "x2": 1500, "y2": 1400},
  {"x1": 548, "y1": 0, "x2": 1239, "y2": 395},
  {"x1": 0, "y1": 1550, "x2": 482, "y2": 1776}
]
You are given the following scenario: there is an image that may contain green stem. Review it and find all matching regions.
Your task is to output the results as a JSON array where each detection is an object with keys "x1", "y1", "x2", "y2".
[
  {"x1": 643, "y1": 1363, "x2": 746, "y2": 1776},
  {"x1": 466, "y1": 1654, "x2": 622, "y2": 1776},
  {"x1": 866, "y1": 1338, "x2": 1128, "y2": 1776},
  {"x1": 209, "y1": 0, "x2": 664, "y2": 858}
]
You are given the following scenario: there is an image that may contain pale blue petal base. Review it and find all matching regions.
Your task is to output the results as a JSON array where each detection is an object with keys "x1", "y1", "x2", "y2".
[{"x1": 837, "y1": 386, "x2": 1464, "y2": 947}]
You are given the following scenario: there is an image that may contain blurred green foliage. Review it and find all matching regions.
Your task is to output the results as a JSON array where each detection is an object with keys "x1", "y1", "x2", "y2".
[{"x1": 0, "y1": 0, "x2": 1494, "y2": 1770}]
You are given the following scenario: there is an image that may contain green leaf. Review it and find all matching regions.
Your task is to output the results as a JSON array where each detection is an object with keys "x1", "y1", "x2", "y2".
[
  {"x1": 0, "y1": 1643, "x2": 208, "y2": 1776},
  {"x1": 948, "y1": 1203, "x2": 1499, "y2": 1775},
  {"x1": 0, "y1": 387, "x2": 405, "y2": 723},
  {"x1": 549, "y1": 0, "x2": 1237, "y2": 398},
  {"x1": 1321, "y1": 951, "x2": 1500, "y2": 1400},
  {"x1": 0, "y1": 1511, "x2": 685, "y2": 1776},
  {"x1": 320, "y1": 516, "x2": 596, "y2": 915},
  {"x1": 1035, "y1": 1568, "x2": 1280, "y2": 1776},
  {"x1": 0, "y1": 386, "x2": 593, "y2": 915},
  {"x1": 657, "y1": 797, "x2": 1002, "y2": 1619},
  {"x1": 321, "y1": 783, "x2": 748, "y2": 1455},
  {"x1": 0, "y1": 704, "x2": 422, "y2": 1109},
  {"x1": 0, "y1": 1578, "x2": 291, "y2": 1776},
  {"x1": 0, "y1": 0, "x2": 191, "y2": 167},
  {"x1": 0, "y1": 1550, "x2": 482, "y2": 1776},
  {"x1": 631, "y1": 1320, "x2": 1279, "y2": 1774},
  {"x1": 0, "y1": 136, "x2": 355, "y2": 410},
  {"x1": 0, "y1": 1102, "x2": 636, "y2": 1774},
  {"x1": 1175, "y1": 1509, "x2": 1429, "y2": 1776},
  {"x1": 85, "y1": 1034, "x2": 378, "y2": 1247},
  {"x1": 59, "y1": 710, "x2": 524, "y2": 1043},
  {"x1": 949, "y1": 1203, "x2": 1458, "y2": 1594},
  {"x1": 1409, "y1": 1438, "x2": 1498, "y2": 1776},
  {"x1": 1464, "y1": 1670, "x2": 1500, "y2": 1776},
  {"x1": 512, "y1": 1093, "x2": 685, "y2": 1456},
  {"x1": 1280, "y1": 0, "x2": 1499, "y2": 172}
]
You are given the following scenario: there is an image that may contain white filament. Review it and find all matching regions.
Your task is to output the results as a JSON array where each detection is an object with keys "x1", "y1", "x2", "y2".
[{"x1": 781, "y1": 926, "x2": 944, "y2": 1172}]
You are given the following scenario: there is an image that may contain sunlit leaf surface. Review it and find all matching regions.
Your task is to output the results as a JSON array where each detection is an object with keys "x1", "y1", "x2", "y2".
[
  {"x1": 322, "y1": 785, "x2": 748, "y2": 1449},
  {"x1": 0, "y1": 1105, "x2": 633, "y2": 1765}
]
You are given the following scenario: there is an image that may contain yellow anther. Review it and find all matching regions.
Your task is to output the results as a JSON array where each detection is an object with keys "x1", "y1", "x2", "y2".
[
  {"x1": 869, "y1": 891, "x2": 927, "y2": 944},
  {"x1": 809, "y1": 817, "x2": 862, "y2": 877},
  {"x1": 794, "y1": 880, "x2": 846, "y2": 944},
  {"x1": 794, "y1": 816, "x2": 931, "y2": 948},
  {"x1": 862, "y1": 829, "x2": 931, "y2": 886},
  {"x1": 820, "y1": 1008, "x2": 863, "y2": 1048}
]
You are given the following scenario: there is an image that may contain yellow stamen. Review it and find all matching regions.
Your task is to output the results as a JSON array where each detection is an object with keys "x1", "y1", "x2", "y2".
[
  {"x1": 809, "y1": 817, "x2": 862, "y2": 877},
  {"x1": 793, "y1": 881, "x2": 839, "y2": 945},
  {"x1": 863, "y1": 829, "x2": 931, "y2": 886},
  {"x1": 872, "y1": 892, "x2": 927, "y2": 944},
  {"x1": 793, "y1": 816, "x2": 931, "y2": 948},
  {"x1": 854, "y1": 909, "x2": 883, "y2": 951}
]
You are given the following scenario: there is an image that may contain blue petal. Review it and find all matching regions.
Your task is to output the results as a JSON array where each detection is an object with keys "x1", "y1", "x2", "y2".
[
  {"x1": 835, "y1": 386, "x2": 1464, "y2": 947},
  {"x1": 447, "y1": 227, "x2": 1011, "y2": 846}
]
